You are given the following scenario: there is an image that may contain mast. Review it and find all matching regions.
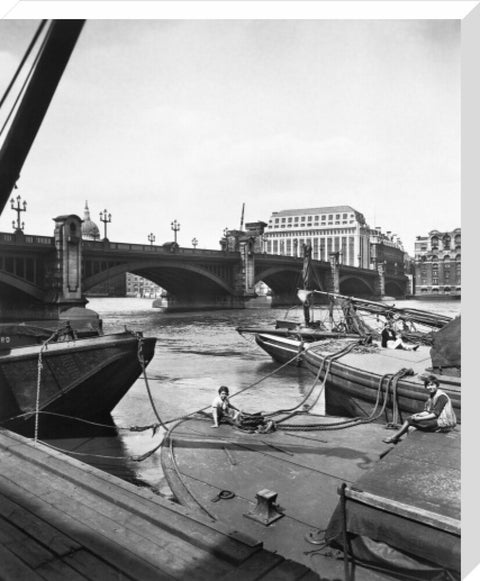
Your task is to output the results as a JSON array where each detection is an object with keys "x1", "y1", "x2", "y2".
[
  {"x1": 301, "y1": 242, "x2": 313, "y2": 326},
  {"x1": 239, "y1": 202, "x2": 245, "y2": 231},
  {"x1": 0, "y1": 20, "x2": 85, "y2": 214}
]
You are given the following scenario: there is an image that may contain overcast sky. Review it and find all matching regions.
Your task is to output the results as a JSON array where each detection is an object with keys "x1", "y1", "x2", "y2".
[{"x1": 0, "y1": 18, "x2": 460, "y2": 254}]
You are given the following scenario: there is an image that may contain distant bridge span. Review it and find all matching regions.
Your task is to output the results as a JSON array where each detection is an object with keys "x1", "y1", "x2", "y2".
[{"x1": 0, "y1": 218, "x2": 407, "y2": 319}]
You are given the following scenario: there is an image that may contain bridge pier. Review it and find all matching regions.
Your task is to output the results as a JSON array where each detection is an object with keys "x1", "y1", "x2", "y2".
[
  {"x1": 328, "y1": 252, "x2": 340, "y2": 294},
  {"x1": 374, "y1": 261, "x2": 386, "y2": 297},
  {"x1": 0, "y1": 215, "x2": 89, "y2": 323},
  {"x1": 152, "y1": 293, "x2": 246, "y2": 312}
]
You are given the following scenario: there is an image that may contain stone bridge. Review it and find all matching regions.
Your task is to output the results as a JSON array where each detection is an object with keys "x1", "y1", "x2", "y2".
[{"x1": 0, "y1": 215, "x2": 408, "y2": 320}]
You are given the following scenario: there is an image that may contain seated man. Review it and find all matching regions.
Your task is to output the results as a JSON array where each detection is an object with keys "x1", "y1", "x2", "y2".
[
  {"x1": 383, "y1": 375, "x2": 456, "y2": 444},
  {"x1": 381, "y1": 322, "x2": 418, "y2": 351},
  {"x1": 211, "y1": 386, "x2": 241, "y2": 427}
]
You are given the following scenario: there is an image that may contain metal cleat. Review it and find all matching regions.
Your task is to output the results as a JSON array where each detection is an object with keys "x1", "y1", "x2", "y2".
[{"x1": 244, "y1": 488, "x2": 284, "y2": 526}]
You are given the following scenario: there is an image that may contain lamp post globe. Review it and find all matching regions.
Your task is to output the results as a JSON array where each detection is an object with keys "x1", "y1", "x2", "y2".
[
  {"x1": 171, "y1": 220, "x2": 180, "y2": 245},
  {"x1": 11, "y1": 194, "x2": 27, "y2": 232},
  {"x1": 99, "y1": 209, "x2": 112, "y2": 241}
]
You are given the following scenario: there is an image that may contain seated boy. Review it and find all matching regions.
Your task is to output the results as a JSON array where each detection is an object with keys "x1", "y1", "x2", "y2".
[{"x1": 211, "y1": 386, "x2": 241, "y2": 427}]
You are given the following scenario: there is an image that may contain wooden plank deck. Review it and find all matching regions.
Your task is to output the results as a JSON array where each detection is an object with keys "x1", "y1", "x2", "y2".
[{"x1": 0, "y1": 428, "x2": 316, "y2": 580}]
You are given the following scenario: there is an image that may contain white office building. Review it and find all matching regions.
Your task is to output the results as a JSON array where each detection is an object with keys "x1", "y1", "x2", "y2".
[{"x1": 263, "y1": 205, "x2": 371, "y2": 268}]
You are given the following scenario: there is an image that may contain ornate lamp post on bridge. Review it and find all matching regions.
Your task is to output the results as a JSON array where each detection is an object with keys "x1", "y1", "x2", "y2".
[
  {"x1": 11, "y1": 194, "x2": 27, "y2": 233},
  {"x1": 171, "y1": 219, "x2": 180, "y2": 245},
  {"x1": 148, "y1": 233, "x2": 156, "y2": 246},
  {"x1": 192, "y1": 237, "x2": 198, "y2": 250},
  {"x1": 99, "y1": 209, "x2": 112, "y2": 241}
]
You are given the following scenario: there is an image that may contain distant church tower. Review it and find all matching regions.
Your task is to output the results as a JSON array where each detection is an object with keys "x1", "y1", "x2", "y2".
[{"x1": 81, "y1": 201, "x2": 100, "y2": 240}]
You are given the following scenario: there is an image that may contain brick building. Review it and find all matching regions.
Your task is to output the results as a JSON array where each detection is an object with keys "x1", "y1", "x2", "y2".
[{"x1": 414, "y1": 228, "x2": 461, "y2": 297}]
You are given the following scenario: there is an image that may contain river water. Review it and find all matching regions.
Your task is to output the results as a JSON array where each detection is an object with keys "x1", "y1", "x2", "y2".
[{"x1": 48, "y1": 297, "x2": 461, "y2": 497}]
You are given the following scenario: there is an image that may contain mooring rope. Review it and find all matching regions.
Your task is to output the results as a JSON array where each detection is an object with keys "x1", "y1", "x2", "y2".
[
  {"x1": 276, "y1": 367, "x2": 414, "y2": 432},
  {"x1": 33, "y1": 328, "x2": 66, "y2": 445},
  {"x1": 266, "y1": 341, "x2": 360, "y2": 426}
]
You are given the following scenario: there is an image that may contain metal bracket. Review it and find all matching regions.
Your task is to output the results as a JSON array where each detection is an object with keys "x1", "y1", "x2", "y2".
[{"x1": 244, "y1": 488, "x2": 284, "y2": 526}]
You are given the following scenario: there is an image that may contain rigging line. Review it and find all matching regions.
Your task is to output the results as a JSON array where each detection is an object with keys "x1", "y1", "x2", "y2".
[
  {"x1": 266, "y1": 341, "x2": 361, "y2": 421},
  {"x1": 164, "y1": 419, "x2": 217, "y2": 521},
  {"x1": 167, "y1": 420, "x2": 357, "y2": 483},
  {"x1": 0, "y1": 20, "x2": 47, "y2": 113},
  {"x1": 133, "y1": 331, "x2": 169, "y2": 431},
  {"x1": 0, "y1": 20, "x2": 50, "y2": 139},
  {"x1": 33, "y1": 328, "x2": 61, "y2": 445},
  {"x1": 278, "y1": 372, "x2": 397, "y2": 431},
  {"x1": 39, "y1": 439, "x2": 131, "y2": 461},
  {"x1": 170, "y1": 347, "x2": 305, "y2": 421}
]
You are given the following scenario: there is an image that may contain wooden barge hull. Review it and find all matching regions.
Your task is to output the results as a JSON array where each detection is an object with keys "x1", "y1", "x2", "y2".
[
  {"x1": 255, "y1": 333, "x2": 305, "y2": 364},
  {"x1": 255, "y1": 333, "x2": 461, "y2": 423},
  {"x1": 161, "y1": 415, "x2": 399, "y2": 580},
  {"x1": 0, "y1": 332, "x2": 156, "y2": 430}
]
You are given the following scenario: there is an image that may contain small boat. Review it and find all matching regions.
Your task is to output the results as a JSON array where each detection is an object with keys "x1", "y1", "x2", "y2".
[
  {"x1": 238, "y1": 243, "x2": 450, "y2": 346},
  {"x1": 0, "y1": 321, "x2": 156, "y2": 435},
  {"x1": 255, "y1": 313, "x2": 461, "y2": 423}
]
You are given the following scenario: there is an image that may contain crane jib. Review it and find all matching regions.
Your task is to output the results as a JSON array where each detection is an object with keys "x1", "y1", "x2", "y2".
[{"x1": 0, "y1": 20, "x2": 85, "y2": 215}]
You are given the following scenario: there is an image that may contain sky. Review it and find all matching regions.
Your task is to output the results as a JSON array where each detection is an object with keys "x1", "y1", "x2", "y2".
[{"x1": 0, "y1": 16, "x2": 461, "y2": 255}]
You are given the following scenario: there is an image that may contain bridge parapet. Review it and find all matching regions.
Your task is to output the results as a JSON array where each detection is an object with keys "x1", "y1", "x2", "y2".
[
  {"x1": 83, "y1": 239, "x2": 235, "y2": 258},
  {"x1": 0, "y1": 231, "x2": 54, "y2": 246}
]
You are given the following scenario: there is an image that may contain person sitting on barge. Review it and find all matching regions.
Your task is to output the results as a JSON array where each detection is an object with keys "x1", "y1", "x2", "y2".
[
  {"x1": 381, "y1": 322, "x2": 419, "y2": 351},
  {"x1": 211, "y1": 386, "x2": 241, "y2": 428},
  {"x1": 383, "y1": 375, "x2": 456, "y2": 444}
]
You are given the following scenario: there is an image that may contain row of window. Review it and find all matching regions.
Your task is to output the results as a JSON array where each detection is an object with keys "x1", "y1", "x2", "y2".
[
  {"x1": 266, "y1": 236, "x2": 356, "y2": 265},
  {"x1": 265, "y1": 229, "x2": 357, "y2": 238},
  {"x1": 417, "y1": 255, "x2": 461, "y2": 262},
  {"x1": 270, "y1": 212, "x2": 354, "y2": 225},
  {"x1": 269, "y1": 220, "x2": 355, "y2": 229}
]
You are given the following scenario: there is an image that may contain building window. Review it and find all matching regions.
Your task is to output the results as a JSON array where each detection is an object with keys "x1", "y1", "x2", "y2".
[
  {"x1": 443, "y1": 235, "x2": 451, "y2": 249},
  {"x1": 286, "y1": 239, "x2": 291, "y2": 255}
]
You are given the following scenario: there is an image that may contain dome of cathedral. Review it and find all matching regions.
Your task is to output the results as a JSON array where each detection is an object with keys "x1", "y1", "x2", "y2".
[{"x1": 81, "y1": 201, "x2": 100, "y2": 240}]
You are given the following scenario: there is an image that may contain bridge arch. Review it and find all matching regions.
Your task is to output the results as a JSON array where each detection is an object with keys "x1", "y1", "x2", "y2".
[
  {"x1": 339, "y1": 275, "x2": 375, "y2": 296},
  {"x1": 0, "y1": 272, "x2": 45, "y2": 301},
  {"x1": 385, "y1": 280, "x2": 405, "y2": 297},
  {"x1": 83, "y1": 260, "x2": 236, "y2": 295}
]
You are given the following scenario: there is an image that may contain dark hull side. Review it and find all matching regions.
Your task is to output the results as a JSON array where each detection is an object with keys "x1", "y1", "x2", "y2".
[
  {"x1": 0, "y1": 333, "x2": 156, "y2": 432},
  {"x1": 303, "y1": 349, "x2": 461, "y2": 423},
  {"x1": 255, "y1": 333, "x2": 304, "y2": 365},
  {"x1": 255, "y1": 333, "x2": 461, "y2": 423}
]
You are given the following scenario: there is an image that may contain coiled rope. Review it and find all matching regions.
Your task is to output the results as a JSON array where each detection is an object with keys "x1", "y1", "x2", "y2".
[{"x1": 276, "y1": 367, "x2": 415, "y2": 431}]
